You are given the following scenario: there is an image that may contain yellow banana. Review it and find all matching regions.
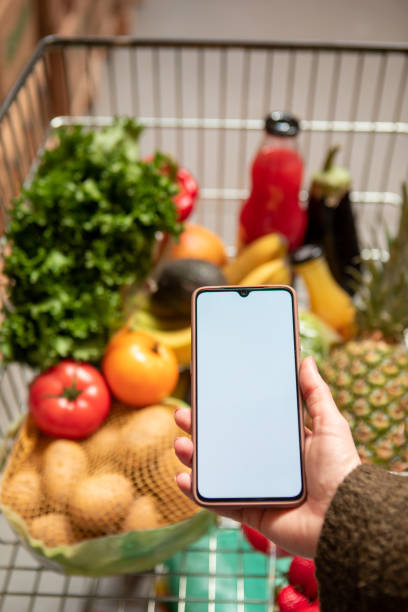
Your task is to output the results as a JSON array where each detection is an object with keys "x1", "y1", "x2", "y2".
[
  {"x1": 129, "y1": 309, "x2": 158, "y2": 329},
  {"x1": 128, "y1": 303, "x2": 191, "y2": 366},
  {"x1": 239, "y1": 258, "x2": 292, "y2": 286},
  {"x1": 132, "y1": 322, "x2": 191, "y2": 367},
  {"x1": 130, "y1": 309, "x2": 188, "y2": 332},
  {"x1": 171, "y1": 370, "x2": 191, "y2": 401},
  {"x1": 222, "y1": 233, "x2": 288, "y2": 284}
]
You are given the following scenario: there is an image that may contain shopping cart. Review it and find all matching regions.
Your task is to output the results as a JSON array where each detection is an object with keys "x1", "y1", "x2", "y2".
[{"x1": 0, "y1": 36, "x2": 407, "y2": 611}]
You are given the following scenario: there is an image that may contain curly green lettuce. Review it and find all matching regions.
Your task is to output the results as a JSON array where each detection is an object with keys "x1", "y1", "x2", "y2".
[{"x1": 1, "y1": 118, "x2": 182, "y2": 369}]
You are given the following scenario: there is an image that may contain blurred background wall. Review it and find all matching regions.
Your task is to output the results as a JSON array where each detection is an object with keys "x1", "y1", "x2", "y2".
[
  {"x1": 134, "y1": 0, "x2": 408, "y2": 43},
  {"x1": 2, "y1": 0, "x2": 407, "y2": 104}
]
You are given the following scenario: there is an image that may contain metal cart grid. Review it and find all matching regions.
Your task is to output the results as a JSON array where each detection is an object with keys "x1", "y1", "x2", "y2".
[
  {"x1": 0, "y1": 519, "x2": 276, "y2": 611},
  {"x1": 1, "y1": 36, "x2": 408, "y2": 611}
]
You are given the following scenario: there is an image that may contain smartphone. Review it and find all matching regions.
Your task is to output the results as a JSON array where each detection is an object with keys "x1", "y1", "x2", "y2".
[{"x1": 191, "y1": 285, "x2": 306, "y2": 508}]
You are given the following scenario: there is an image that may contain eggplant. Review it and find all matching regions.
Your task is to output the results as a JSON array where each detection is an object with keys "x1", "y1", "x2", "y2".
[{"x1": 304, "y1": 146, "x2": 361, "y2": 295}]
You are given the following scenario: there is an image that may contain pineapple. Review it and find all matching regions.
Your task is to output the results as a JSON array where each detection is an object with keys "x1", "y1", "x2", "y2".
[{"x1": 322, "y1": 184, "x2": 408, "y2": 473}]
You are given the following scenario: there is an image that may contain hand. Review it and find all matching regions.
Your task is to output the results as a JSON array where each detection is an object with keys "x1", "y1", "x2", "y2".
[{"x1": 174, "y1": 355, "x2": 361, "y2": 558}]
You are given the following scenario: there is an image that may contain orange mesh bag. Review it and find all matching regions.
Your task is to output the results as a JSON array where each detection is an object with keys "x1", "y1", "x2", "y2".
[{"x1": 0, "y1": 398, "x2": 214, "y2": 576}]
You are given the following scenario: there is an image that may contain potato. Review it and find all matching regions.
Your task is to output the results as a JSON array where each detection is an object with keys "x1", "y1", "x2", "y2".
[
  {"x1": 29, "y1": 513, "x2": 76, "y2": 547},
  {"x1": 120, "y1": 405, "x2": 177, "y2": 461},
  {"x1": 156, "y1": 449, "x2": 190, "y2": 499},
  {"x1": 122, "y1": 495, "x2": 162, "y2": 532},
  {"x1": 70, "y1": 473, "x2": 133, "y2": 534},
  {"x1": 160, "y1": 448, "x2": 189, "y2": 478},
  {"x1": 123, "y1": 405, "x2": 177, "y2": 438},
  {"x1": 1, "y1": 469, "x2": 42, "y2": 519},
  {"x1": 153, "y1": 449, "x2": 198, "y2": 523},
  {"x1": 85, "y1": 425, "x2": 120, "y2": 470},
  {"x1": 42, "y1": 440, "x2": 88, "y2": 509}
]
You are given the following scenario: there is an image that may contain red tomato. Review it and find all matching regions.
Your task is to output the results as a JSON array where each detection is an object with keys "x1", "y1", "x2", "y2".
[{"x1": 29, "y1": 360, "x2": 111, "y2": 439}]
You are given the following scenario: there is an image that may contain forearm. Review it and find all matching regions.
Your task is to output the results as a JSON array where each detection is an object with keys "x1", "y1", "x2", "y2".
[{"x1": 315, "y1": 464, "x2": 408, "y2": 612}]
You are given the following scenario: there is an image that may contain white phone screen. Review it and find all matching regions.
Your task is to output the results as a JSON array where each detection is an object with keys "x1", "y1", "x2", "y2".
[{"x1": 195, "y1": 287, "x2": 303, "y2": 501}]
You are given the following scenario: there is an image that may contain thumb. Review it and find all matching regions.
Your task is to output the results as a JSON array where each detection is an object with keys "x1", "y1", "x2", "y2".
[{"x1": 300, "y1": 356, "x2": 342, "y2": 423}]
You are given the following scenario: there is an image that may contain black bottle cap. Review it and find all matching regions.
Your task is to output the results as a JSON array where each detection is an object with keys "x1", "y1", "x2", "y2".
[
  {"x1": 264, "y1": 112, "x2": 300, "y2": 137},
  {"x1": 290, "y1": 244, "x2": 322, "y2": 265}
]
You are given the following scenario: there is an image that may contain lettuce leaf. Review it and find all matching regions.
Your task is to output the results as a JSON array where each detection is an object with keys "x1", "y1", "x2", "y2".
[{"x1": 1, "y1": 118, "x2": 182, "y2": 369}]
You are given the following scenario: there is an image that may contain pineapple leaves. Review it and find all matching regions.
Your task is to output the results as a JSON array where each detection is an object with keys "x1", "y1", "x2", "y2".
[{"x1": 356, "y1": 183, "x2": 408, "y2": 342}]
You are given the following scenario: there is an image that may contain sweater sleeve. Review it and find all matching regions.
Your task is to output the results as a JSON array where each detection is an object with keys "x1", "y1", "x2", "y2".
[{"x1": 315, "y1": 464, "x2": 408, "y2": 612}]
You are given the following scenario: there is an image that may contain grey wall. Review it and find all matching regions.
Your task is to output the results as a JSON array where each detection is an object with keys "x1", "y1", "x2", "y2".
[{"x1": 134, "y1": 0, "x2": 408, "y2": 44}]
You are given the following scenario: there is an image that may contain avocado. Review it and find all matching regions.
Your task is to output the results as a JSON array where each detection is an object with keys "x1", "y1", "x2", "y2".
[{"x1": 151, "y1": 258, "x2": 227, "y2": 318}]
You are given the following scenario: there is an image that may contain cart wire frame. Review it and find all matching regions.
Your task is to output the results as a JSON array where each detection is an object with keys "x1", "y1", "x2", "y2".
[{"x1": 1, "y1": 36, "x2": 408, "y2": 611}]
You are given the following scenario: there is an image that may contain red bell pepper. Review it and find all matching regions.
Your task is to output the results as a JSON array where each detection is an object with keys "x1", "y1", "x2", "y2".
[
  {"x1": 241, "y1": 523, "x2": 291, "y2": 557},
  {"x1": 173, "y1": 166, "x2": 199, "y2": 221},
  {"x1": 145, "y1": 155, "x2": 198, "y2": 222},
  {"x1": 241, "y1": 524, "x2": 271, "y2": 554}
]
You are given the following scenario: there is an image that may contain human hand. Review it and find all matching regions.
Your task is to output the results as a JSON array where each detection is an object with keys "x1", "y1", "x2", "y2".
[{"x1": 174, "y1": 355, "x2": 361, "y2": 558}]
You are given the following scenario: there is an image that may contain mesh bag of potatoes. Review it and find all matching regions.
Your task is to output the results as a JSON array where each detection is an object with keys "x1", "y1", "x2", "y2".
[{"x1": 0, "y1": 397, "x2": 214, "y2": 576}]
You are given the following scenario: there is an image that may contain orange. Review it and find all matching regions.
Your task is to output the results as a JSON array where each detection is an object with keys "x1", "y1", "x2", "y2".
[
  {"x1": 102, "y1": 328, "x2": 179, "y2": 407},
  {"x1": 170, "y1": 223, "x2": 227, "y2": 266}
]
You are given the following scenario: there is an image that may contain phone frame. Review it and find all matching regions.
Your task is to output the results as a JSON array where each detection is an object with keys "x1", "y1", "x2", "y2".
[{"x1": 191, "y1": 285, "x2": 306, "y2": 509}]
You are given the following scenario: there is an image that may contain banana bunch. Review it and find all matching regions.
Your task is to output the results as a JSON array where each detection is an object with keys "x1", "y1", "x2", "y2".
[
  {"x1": 130, "y1": 308, "x2": 191, "y2": 367},
  {"x1": 222, "y1": 233, "x2": 291, "y2": 286}
]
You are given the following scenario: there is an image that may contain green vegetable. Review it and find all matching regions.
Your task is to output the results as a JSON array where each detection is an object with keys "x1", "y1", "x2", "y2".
[
  {"x1": 299, "y1": 310, "x2": 340, "y2": 368},
  {"x1": 0, "y1": 118, "x2": 182, "y2": 369}
]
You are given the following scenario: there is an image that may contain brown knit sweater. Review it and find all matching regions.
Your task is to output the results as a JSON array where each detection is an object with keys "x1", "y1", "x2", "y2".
[{"x1": 315, "y1": 464, "x2": 408, "y2": 611}]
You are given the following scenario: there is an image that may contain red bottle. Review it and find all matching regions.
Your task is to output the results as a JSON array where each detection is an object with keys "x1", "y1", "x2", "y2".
[{"x1": 239, "y1": 112, "x2": 306, "y2": 252}]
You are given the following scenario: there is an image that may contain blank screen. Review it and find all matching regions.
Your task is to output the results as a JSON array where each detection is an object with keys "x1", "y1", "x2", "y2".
[{"x1": 195, "y1": 288, "x2": 302, "y2": 501}]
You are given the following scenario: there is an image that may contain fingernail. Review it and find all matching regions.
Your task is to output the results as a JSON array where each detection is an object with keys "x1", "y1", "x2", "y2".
[{"x1": 309, "y1": 356, "x2": 318, "y2": 372}]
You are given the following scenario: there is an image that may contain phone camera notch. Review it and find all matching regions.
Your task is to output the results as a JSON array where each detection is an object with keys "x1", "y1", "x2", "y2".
[{"x1": 239, "y1": 289, "x2": 250, "y2": 297}]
